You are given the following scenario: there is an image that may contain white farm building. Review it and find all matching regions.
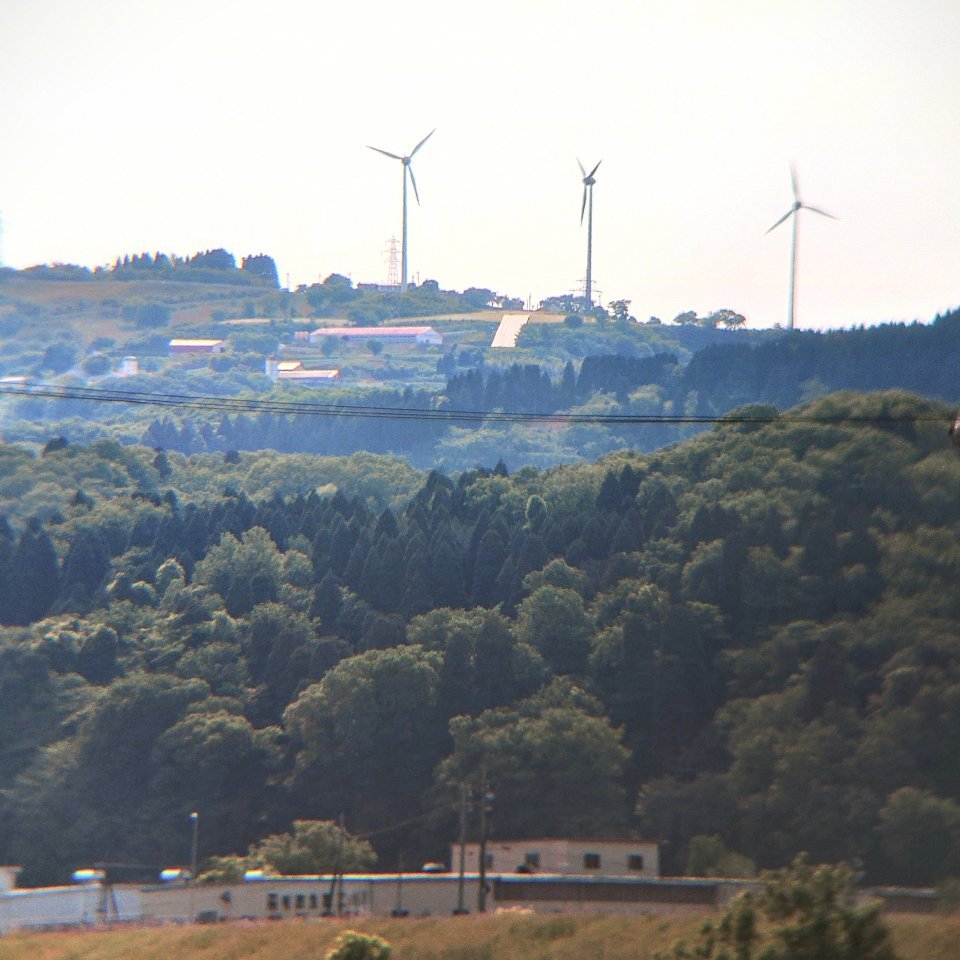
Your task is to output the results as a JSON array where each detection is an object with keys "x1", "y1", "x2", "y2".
[
  {"x1": 168, "y1": 339, "x2": 225, "y2": 355},
  {"x1": 307, "y1": 326, "x2": 442, "y2": 346},
  {"x1": 265, "y1": 357, "x2": 340, "y2": 384}
]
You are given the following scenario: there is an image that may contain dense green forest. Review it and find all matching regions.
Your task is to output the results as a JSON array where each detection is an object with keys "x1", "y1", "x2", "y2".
[{"x1": 0, "y1": 390, "x2": 959, "y2": 889}]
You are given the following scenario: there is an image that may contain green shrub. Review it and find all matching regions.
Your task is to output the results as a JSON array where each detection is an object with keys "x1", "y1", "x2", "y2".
[
  {"x1": 325, "y1": 930, "x2": 392, "y2": 960},
  {"x1": 82, "y1": 354, "x2": 111, "y2": 376},
  {"x1": 659, "y1": 855, "x2": 899, "y2": 960},
  {"x1": 121, "y1": 303, "x2": 171, "y2": 328}
]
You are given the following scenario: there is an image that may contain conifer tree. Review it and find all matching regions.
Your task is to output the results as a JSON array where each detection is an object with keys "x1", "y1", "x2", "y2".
[{"x1": 7, "y1": 520, "x2": 59, "y2": 625}]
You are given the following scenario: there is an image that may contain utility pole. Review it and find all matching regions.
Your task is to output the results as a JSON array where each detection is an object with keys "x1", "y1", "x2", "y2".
[
  {"x1": 189, "y1": 811, "x2": 199, "y2": 923},
  {"x1": 327, "y1": 812, "x2": 346, "y2": 917},
  {"x1": 189, "y1": 811, "x2": 199, "y2": 881},
  {"x1": 477, "y1": 777, "x2": 494, "y2": 913},
  {"x1": 455, "y1": 783, "x2": 468, "y2": 914},
  {"x1": 336, "y1": 812, "x2": 346, "y2": 916},
  {"x1": 392, "y1": 853, "x2": 408, "y2": 917}
]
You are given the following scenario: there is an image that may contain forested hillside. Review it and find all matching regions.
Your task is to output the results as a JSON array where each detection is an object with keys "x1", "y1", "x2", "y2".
[
  {"x1": 0, "y1": 391, "x2": 958, "y2": 888},
  {"x1": 16, "y1": 311, "x2": 956, "y2": 473},
  {"x1": 130, "y1": 311, "x2": 960, "y2": 469},
  {"x1": 3, "y1": 263, "x2": 959, "y2": 471}
]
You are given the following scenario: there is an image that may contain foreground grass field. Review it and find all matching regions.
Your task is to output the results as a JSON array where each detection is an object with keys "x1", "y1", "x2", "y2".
[{"x1": 0, "y1": 913, "x2": 958, "y2": 960}]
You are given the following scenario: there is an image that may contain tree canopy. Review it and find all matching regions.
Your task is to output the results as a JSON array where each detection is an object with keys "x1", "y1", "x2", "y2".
[{"x1": 0, "y1": 390, "x2": 959, "y2": 887}]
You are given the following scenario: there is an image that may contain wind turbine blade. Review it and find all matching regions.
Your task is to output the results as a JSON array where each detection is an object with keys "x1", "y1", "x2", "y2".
[
  {"x1": 790, "y1": 163, "x2": 799, "y2": 202},
  {"x1": 802, "y1": 204, "x2": 837, "y2": 220},
  {"x1": 410, "y1": 129, "x2": 435, "y2": 157},
  {"x1": 766, "y1": 209, "x2": 795, "y2": 233},
  {"x1": 588, "y1": 160, "x2": 602, "y2": 179},
  {"x1": 408, "y1": 165, "x2": 421, "y2": 205},
  {"x1": 577, "y1": 158, "x2": 586, "y2": 178},
  {"x1": 580, "y1": 186, "x2": 588, "y2": 225},
  {"x1": 368, "y1": 146, "x2": 403, "y2": 160}
]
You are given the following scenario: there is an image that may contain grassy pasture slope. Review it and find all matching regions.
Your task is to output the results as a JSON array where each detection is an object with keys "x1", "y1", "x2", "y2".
[{"x1": 0, "y1": 914, "x2": 958, "y2": 960}]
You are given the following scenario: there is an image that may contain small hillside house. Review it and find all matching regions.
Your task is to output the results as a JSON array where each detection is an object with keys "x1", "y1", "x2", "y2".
[{"x1": 452, "y1": 838, "x2": 660, "y2": 879}]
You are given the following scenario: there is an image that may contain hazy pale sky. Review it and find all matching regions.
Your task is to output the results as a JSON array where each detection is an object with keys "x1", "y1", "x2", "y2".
[{"x1": 2, "y1": 0, "x2": 958, "y2": 330}]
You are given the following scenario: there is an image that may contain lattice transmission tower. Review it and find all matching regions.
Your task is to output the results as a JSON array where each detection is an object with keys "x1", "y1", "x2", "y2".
[{"x1": 382, "y1": 235, "x2": 400, "y2": 287}]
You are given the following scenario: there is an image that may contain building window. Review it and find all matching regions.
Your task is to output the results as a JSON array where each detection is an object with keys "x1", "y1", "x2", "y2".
[
  {"x1": 524, "y1": 852, "x2": 540, "y2": 869},
  {"x1": 309, "y1": 893, "x2": 319, "y2": 909},
  {"x1": 485, "y1": 853, "x2": 494, "y2": 869},
  {"x1": 282, "y1": 895, "x2": 291, "y2": 911},
  {"x1": 267, "y1": 893, "x2": 279, "y2": 912},
  {"x1": 295, "y1": 894, "x2": 306, "y2": 910},
  {"x1": 583, "y1": 853, "x2": 601, "y2": 870},
  {"x1": 628, "y1": 854, "x2": 645, "y2": 871}
]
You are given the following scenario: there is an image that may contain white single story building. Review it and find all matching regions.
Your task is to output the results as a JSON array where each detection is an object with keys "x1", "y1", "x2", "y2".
[
  {"x1": 0, "y1": 864, "x2": 936, "y2": 929},
  {"x1": 265, "y1": 357, "x2": 340, "y2": 384},
  {"x1": 453, "y1": 838, "x2": 660, "y2": 879},
  {"x1": 138, "y1": 871, "x2": 746, "y2": 921},
  {"x1": 0, "y1": 868, "x2": 141, "y2": 935}
]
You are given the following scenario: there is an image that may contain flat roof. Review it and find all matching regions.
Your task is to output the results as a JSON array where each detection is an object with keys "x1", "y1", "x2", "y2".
[
  {"x1": 137, "y1": 872, "x2": 735, "y2": 892},
  {"x1": 478, "y1": 838, "x2": 659, "y2": 846},
  {"x1": 494, "y1": 874, "x2": 722, "y2": 888},
  {"x1": 2, "y1": 885, "x2": 102, "y2": 898},
  {"x1": 312, "y1": 326, "x2": 439, "y2": 337},
  {"x1": 140, "y1": 872, "x2": 484, "y2": 891},
  {"x1": 277, "y1": 369, "x2": 340, "y2": 380},
  {"x1": 169, "y1": 338, "x2": 225, "y2": 347}
]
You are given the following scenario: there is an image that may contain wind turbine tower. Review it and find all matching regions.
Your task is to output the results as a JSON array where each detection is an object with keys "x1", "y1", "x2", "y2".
[
  {"x1": 367, "y1": 130, "x2": 435, "y2": 293},
  {"x1": 767, "y1": 165, "x2": 836, "y2": 330},
  {"x1": 579, "y1": 159, "x2": 601, "y2": 306}
]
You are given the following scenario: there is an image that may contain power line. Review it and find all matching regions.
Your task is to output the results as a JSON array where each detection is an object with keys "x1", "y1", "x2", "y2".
[
  {"x1": 0, "y1": 381, "x2": 952, "y2": 428},
  {"x1": 355, "y1": 801, "x2": 457, "y2": 841}
]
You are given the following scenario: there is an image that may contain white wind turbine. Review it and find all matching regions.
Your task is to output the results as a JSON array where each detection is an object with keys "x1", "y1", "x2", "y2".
[
  {"x1": 578, "y1": 158, "x2": 602, "y2": 307},
  {"x1": 767, "y1": 165, "x2": 836, "y2": 330},
  {"x1": 367, "y1": 130, "x2": 435, "y2": 293}
]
